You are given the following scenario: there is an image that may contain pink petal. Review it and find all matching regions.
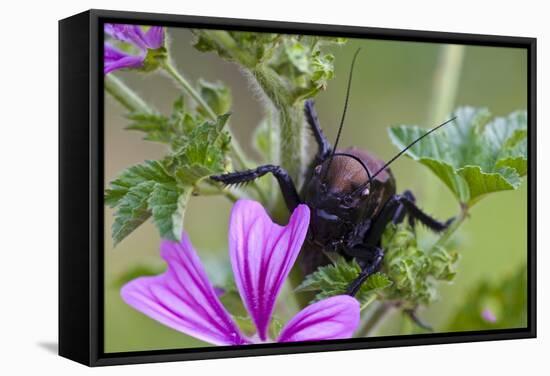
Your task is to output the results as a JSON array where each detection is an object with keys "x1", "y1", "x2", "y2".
[
  {"x1": 277, "y1": 295, "x2": 360, "y2": 343},
  {"x1": 144, "y1": 26, "x2": 164, "y2": 48},
  {"x1": 103, "y1": 43, "x2": 144, "y2": 75},
  {"x1": 104, "y1": 23, "x2": 148, "y2": 50},
  {"x1": 121, "y1": 234, "x2": 248, "y2": 346},
  {"x1": 229, "y1": 200, "x2": 310, "y2": 341}
]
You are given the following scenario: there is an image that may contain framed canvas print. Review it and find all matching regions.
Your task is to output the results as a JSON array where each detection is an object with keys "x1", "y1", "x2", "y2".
[{"x1": 59, "y1": 9, "x2": 536, "y2": 366}]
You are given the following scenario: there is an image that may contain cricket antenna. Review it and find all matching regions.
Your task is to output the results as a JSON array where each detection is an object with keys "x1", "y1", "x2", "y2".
[
  {"x1": 354, "y1": 116, "x2": 457, "y2": 194},
  {"x1": 322, "y1": 48, "x2": 362, "y2": 181}
]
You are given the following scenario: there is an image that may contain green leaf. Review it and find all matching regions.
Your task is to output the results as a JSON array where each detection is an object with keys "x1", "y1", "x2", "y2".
[
  {"x1": 125, "y1": 97, "x2": 203, "y2": 149},
  {"x1": 429, "y1": 246, "x2": 459, "y2": 281},
  {"x1": 456, "y1": 165, "x2": 521, "y2": 205},
  {"x1": 296, "y1": 256, "x2": 392, "y2": 305},
  {"x1": 268, "y1": 36, "x2": 338, "y2": 101},
  {"x1": 148, "y1": 183, "x2": 192, "y2": 241},
  {"x1": 106, "y1": 113, "x2": 233, "y2": 245},
  {"x1": 388, "y1": 107, "x2": 527, "y2": 206},
  {"x1": 445, "y1": 266, "x2": 527, "y2": 331},
  {"x1": 170, "y1": 113, "x2": 232, "y2": 184},
  {"x1": 196, "y1": 79, "x2": 232, "y2": 116},
  {"x1": 125, "y1": 112, "x2": 172, "y2": 143},
  {"x1": 111, "y1": 181, "x2": 155, "y2": 245},
  {"x1": 192, "y1": 30, "x2": 278, "y2": 66},
  {"x1": 105, "y1": 160, "x2": 173, "y2": 208},
  {"x1": 284, "y1": 42, "x2": 310, "y2": 73},
  {"x1": 310, "y1": 52, "x2": 335, "y2": 91},
  {"x1": 381, "y1": 223, "x2": 459, "y2": 307},
  {"x1": 106, "y1": 160, "x2": 187, "y2": 245}
]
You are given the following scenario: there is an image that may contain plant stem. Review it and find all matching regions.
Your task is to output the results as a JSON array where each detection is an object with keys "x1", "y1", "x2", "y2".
[
  {"x1": 161, "y1": 61, "x2": 219, "y2": 120},
  {"x1": 252, "y1": 66, "x2": 305, "y2": 184},
  {"x1": 360, "y1": 295, "x2": 378, "y2": 312},
  {"x1": 357, "y1": 302, "x2": 393, "y2": 337},
  {"x1": 105, "y1": 74, "x2": 153, "y2": 113},
  {"x1": 433, "y1": 203, "x2": 469, "y2": 249},
  {"x1": 428, "y1": 44, "x2": 465, "y2": 125}
]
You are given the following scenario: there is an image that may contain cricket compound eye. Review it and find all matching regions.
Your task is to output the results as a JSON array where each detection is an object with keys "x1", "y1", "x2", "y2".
[{"x1": 361, "y1": 187, "x2": 370, "y2": 197}]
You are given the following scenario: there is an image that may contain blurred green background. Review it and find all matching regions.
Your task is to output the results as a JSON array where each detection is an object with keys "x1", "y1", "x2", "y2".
[{"x1": 104, "y1": 28, "x2": 527, "y2": 352}]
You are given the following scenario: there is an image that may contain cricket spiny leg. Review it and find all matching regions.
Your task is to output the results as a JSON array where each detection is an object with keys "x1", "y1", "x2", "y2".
[{"x1": 211, "y1": 165, "x2": 301, "y2": 212}]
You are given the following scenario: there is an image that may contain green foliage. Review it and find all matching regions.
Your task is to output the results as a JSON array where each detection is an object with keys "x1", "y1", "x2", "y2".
[
  {"x1": 445, "y1": 266, "x2": 527, "y2": 331},
  {"x1": 389, "y1": 107, "x2": 527, "y2": 206},
  {"x1": 125, "y1": 97, "x2": 203, "y2": 148},
  {"x1": 296, "y1": 256, "x2": 392, "y2": 305},
  {"x1": 111, "y1": 181, "x2": 156, "y2": 245},
  {"x1": 196, "y1": 79, "x2": 232, "y2": 116},
  {"x1": 192, "y1": 31, "x2": 342, "y2": 103},
  {"x1": 168, "y1": 113, "x2": 232, "y2": 184},
  {"x1": 381, "y1": 223, "x2": 459, "y2": 308},
  {"x1": 267, "y1": 37, "x2": 337, "y2": 101},
  {"x1": 105, "y1": 113, "x2": 232, "y2": 244},
  {"x1": 148, "y1": 183, "x2": 192, "y2": 241},
  {"x1": 105, "y1": 160, "x2": 173, "y2": 208},
  {"x1": 142, "y1": 46, "x2": 168, "y2": 72},
  {"x1": 126, "y1": 112, "x2": 171, "y2": 144},
  {"x1": 193, "y1": 31, "x2": 279, "y2": 66},
  {"x1": 296, "y1": 223, "x2": 459, "y2": 309}
]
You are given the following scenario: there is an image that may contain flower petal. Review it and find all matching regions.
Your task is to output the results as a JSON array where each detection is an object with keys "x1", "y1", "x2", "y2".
[
  {"x1": 104, "y1": 23, "x2": 148, "y2": 50},
  {"x1": 277, "y1": 295, "x2": 360, "y2": 343},
  {"x1": 229, "y1": 200, "x2": 310, "y2": 341},
  {"x1": 121, "y1": 234, "x2": 248, "y2": 346},
  {"x1": 103, "y1": 43, "x2": 144, "y2": 75},
  {"x1": 144, "y1": 26, "x2": 164, "y2": 49}
]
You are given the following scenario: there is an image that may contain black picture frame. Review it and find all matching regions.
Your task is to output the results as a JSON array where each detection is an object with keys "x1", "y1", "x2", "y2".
[{"x1": 59, "y1": 8, "x2": 537, "y2": 367}]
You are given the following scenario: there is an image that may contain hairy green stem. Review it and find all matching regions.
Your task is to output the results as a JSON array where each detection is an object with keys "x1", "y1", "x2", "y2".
[
  {"x1": 105, "y1": 74, "x2": 153, "y2": 113},
  {"x1": 428, "y1": 44, "x2": 465, "y2": 125},
  {"x1": 251, "y1": 66, "x2": 305, "y2": 185}
]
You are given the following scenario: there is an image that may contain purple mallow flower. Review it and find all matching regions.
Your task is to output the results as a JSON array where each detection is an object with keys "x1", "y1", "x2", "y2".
[
  {"x1": 481, "y1": 308, "x2": 497, "y2": 323},
  {"x1": 121, "y1": 200, "x2": 360, "y2": 345},
  {"x1": 104, "y1": 24, "x2": 165, "y2": 75}
]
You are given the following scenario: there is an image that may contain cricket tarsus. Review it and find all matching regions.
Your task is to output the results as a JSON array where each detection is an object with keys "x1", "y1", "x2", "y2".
[{"x1": 211, "y1": 165, "x2": 301, "y2": 212}]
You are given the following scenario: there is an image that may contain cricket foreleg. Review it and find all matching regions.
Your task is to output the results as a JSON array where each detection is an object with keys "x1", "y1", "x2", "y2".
[
  {"x1": 345, "y1": 246, "x2": 384, "y2": 296},
  {"x1": 210, "y1": 165, "x2": 301, "y2": 211}
]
